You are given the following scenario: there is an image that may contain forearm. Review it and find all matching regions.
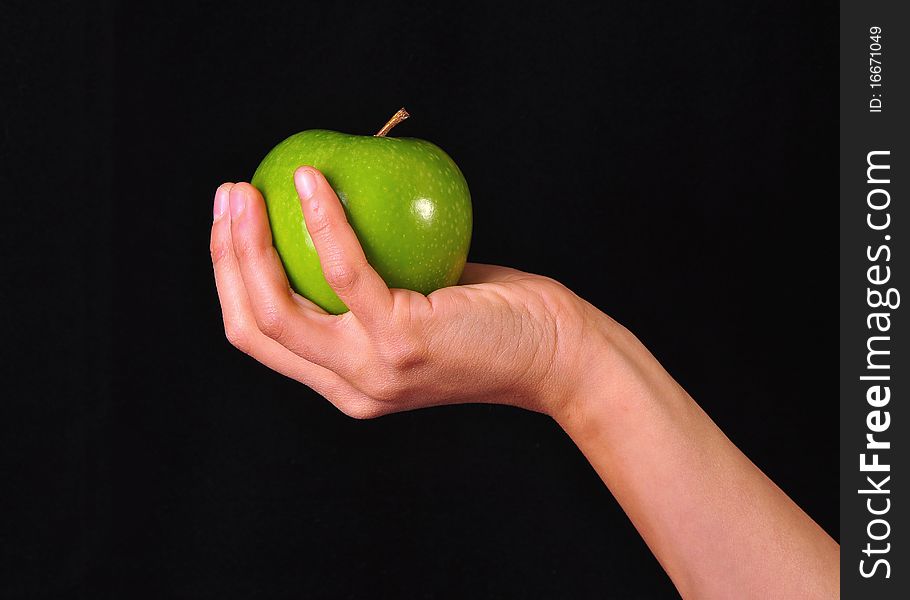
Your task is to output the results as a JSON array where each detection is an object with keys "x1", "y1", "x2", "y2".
[{"x1": 553, "y1": 315, "x2": 839, "y2": 599}]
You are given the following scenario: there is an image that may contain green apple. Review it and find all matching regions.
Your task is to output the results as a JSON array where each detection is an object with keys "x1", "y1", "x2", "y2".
[{"x1": 250, "y1": 110, "x2": 472, "y2": 314}]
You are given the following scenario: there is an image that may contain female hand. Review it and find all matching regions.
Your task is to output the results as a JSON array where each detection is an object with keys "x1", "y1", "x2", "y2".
[
  {"x1": 209, "y1": 168, "x2": 839, "y2": 598},
  {"x1": 209, "y1": 167, "x2": 608, "y2": 420}
]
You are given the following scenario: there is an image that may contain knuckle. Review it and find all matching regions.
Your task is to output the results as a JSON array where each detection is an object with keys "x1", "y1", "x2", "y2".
[
  {"x1": 364, "y1": 374, "x2": 406, "y2": 403},
  {"x1": 254, "y1": 302, "x2": 286, "y2": 341},
  {"x1": 306, "y1": 207, "x2": 332, "y2": 238},
  {"x1": 339, "y1": 401, "x2": 384, "y2": 420},
  {"x1": 210, "y1": 238, "x2": 231, "y2": 266},
  {"x1": 323, "y1": 260, "x2": 359, "y2": 292},
  {"x1": 234, "y1": 237, "x2": 260, "y2": 262},
  {"x1": 224, "y1": 322, "x2": 251, "y2": 354},
  {"x1": 381, "y1": 333, "x2": 426, "y2": 371}
]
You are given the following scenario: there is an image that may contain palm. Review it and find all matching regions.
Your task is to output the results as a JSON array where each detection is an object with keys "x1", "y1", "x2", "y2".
[{"x1": 212, "y1": 174, "x2": 583, "y2": 418}]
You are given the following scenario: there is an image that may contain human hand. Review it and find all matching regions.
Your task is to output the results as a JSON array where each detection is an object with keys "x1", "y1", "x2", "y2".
[
  {"x1": 210, "y1": 169, "x2": 840, "y2": 599},
  {"x1": 210, "y1": 168, "x2": 610, "y2": 419}
]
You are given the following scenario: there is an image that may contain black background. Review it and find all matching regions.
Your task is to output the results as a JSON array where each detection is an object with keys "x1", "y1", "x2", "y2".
[{"x1": 2, "y1": 1, "x2": 838, "y2": 598}]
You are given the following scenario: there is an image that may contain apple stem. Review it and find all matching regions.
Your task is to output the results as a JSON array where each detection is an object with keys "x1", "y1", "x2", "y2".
[{"x1": 375, "y1": 108, "x2": 410, "y2": 137}]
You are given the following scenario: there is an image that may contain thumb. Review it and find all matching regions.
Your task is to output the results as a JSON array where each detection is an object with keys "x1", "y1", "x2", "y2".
[{"x1": 294, "y1": 166, "x2": 393, "y2": 325}]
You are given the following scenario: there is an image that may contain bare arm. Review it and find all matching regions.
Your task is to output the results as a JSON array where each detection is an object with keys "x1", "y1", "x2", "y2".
[
  {"x1": 555, "y1": 314, "x2": 839, "y2": 599},
  {"x1": 210, "y1": 170, "x2": 839, "y2": 598}
]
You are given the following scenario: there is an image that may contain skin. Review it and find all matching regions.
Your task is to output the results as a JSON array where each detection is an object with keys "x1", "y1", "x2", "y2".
[
  {"x1": 251, "y1": 130, "x2": 472, "y2": 314},
  {"x1": 210, "y1": 168, "x2": 840, "y2": 599}
]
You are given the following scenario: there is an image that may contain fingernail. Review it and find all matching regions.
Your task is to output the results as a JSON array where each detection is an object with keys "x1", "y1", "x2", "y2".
[
  {"x1": 213, "y1": 184, "x2": 231, "y2": 220},
  {"x1": 295, "y1": 168, "x2": 318, "y2": 201},
  {"x1": 230, "y1": 186, "x2": 246, "y2": 218}
]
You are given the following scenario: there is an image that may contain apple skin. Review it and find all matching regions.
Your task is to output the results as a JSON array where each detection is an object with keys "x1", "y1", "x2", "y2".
[{"x1": 251, "y1": 129, "x2": 472, "y2": 314}]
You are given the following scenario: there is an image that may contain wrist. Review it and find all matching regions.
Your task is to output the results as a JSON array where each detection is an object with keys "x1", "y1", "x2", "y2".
[
  {"x1": 542, "y1": 300, "x2": 618, "y2": 426},
  {"x1": 547, "y1": 302, "x2": 683, "y2": 439}
]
